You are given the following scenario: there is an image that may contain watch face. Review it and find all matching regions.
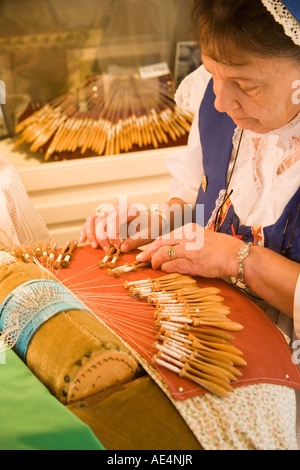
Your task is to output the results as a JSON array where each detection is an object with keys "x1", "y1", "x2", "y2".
[{"x1": 238, "y1": 245, "x2": 249, "y2": 256}]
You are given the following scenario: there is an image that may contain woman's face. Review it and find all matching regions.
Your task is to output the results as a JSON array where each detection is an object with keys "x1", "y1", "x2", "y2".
[{"x1": 202, "y1": 53, "x2": 300, "y2": 134}]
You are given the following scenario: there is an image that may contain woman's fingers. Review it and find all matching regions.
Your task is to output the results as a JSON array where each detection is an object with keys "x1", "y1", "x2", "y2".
[
  {"x1": 136, "y1": 223, "x2": 246, "y2": 280},
  {"x1": 80, "y1": 211, "x2": 113, "y2": 251},
  {"x1": 80, "y1": 203, "x2": 153, "y2": 252},
  {"x1": 121, "y1": 230, "x2": 153, "y2": 253},
  {"x1": 121, "y1": 211, "x2": 161, "y2": 252},
  {"x1": 136, "y1": 236, "x2": 177, "y2": 261},
  {"x1": 150, "y1": 243, "x2": 185, "y2": 269},
  {"x1": 94, "y1": 216, "x2": 111, "y2": 252},
  {"x1": 79, "y1": 225, "x2": 87, "y2": 244},
  {"x1": 160, "y1": 258, "x2": 195, "y2": 274},
  {"x1": 80, "y1": 214, "x2": 99, "y2": 248},
  {"x1": 137, "y1": 223, "x2": 203, "y2": 260}
]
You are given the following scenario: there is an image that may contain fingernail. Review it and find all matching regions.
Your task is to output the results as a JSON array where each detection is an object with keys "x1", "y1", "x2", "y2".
[
  {"x1": 121, "y1": 243, "x2": 128, "y2": 253},
  {"x1": 103, "y1": 246, "x2": 109, "y2": 252},
  {"x1": 136, "y1": 252, "x2": 143, "y2": 260},
  {"x1": 91, "y1": 242, "x2": 98, "y2": 249}
]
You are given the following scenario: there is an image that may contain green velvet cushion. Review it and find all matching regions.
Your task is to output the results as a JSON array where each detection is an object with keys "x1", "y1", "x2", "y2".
[{"x1": 0, "y1": 349, "x2": 104, "y2": 450}]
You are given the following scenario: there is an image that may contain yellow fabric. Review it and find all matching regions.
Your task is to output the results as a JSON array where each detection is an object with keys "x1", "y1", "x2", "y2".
[
  {"x1": 27, "y1": 309, "x2": 137, "y2": 403},
  {"x1": 67, "y1": 375, "x2": 203, "y2": 450}
]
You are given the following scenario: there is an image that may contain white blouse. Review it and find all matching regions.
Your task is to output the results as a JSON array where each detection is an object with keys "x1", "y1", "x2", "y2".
[{"x1": 167, "y1": 65, "x2": 300, "y2": 229}]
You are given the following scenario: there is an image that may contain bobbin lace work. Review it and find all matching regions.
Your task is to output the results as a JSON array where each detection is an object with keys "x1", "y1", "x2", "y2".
[
  {"x1": 261, "y1": 0, "x2": 300, "y2": 46},
  {"x1": 0, "y1": 278, "x2": 59, "y2": 351},
  {"x1": 0, "y1": 275, "x2": 90, "y2": 353}
]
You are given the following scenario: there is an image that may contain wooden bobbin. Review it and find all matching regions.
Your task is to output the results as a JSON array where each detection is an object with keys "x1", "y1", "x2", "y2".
[
  {"x1": 46, "y1": 239, "x2": 58, "y2": 265},
  {"x1": 98, "y1": 246, "x2": 116, "y2": 269},
  {"x1": 53, "y1": 240, "x2": 70, "y2": 269},
  {"x1": 60, "y1": 240, "x2": 78, "y2": 268},
  {"x1": 33, "y1": 242, "x2": 43, "y2": 258},
  {"x1": 41, "y1": 241, "x2": 49, "y2": 262},
  {"x1": 107, "y1": 261, "x2": 151, "y2": 277}
]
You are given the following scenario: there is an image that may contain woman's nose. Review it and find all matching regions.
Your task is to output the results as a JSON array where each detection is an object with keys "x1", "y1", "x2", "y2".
[{"x1": 213, "y1": 79, "x2": 240, "y2": 114}]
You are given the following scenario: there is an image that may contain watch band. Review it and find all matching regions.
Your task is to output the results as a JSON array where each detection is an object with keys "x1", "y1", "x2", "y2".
[{"x1": 236, "y1": 242, "x2": 253, "y2": 287}]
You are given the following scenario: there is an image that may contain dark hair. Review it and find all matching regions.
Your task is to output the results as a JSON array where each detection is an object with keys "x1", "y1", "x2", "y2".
[{"x1": 191, "y1": 0, "x2": 300, "y2": 64}]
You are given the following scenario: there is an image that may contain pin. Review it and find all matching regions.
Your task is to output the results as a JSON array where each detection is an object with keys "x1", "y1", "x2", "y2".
[{"x1": 202, "y1": 175, "x2": 208, "y2": 193}]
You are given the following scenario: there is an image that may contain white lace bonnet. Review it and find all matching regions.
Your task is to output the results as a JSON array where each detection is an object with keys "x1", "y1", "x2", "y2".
[{"x1": 261, "y1": 0, "x2": 300, "y2": 46}]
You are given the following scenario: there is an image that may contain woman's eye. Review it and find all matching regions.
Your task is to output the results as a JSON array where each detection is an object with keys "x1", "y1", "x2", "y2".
[{"x1": 239, "y1": 84, "x2": 259, "y2": 95}]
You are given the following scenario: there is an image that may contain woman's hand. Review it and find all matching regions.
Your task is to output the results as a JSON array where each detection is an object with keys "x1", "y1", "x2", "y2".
[
  {"x1": 80, "y1": 201, "x2": 165, "y2": 253},
  {"x1": 136, "y1": 223, "x2": 244, "y2": 279}
]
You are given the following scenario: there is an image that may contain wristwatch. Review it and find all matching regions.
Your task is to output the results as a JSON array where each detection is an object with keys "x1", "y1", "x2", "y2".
[{"x1": 236, "y1": 242, "x2": 253, "y2": 287}]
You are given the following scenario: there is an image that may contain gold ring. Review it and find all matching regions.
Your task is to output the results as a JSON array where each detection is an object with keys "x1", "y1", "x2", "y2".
[{"x1": 167, "y1": 245, "x2": 176, "y2": 260}]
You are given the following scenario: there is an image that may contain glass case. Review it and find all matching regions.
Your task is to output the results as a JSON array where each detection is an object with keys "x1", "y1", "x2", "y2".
[
  {"x1": 0, "y1": 0, "x2": 201, "y2": 243},
  {"x1": 0, "y1": 0, "x2": 199, "y2": 142}
]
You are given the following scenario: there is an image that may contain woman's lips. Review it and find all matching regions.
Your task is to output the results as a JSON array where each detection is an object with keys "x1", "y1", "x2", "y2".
[{"x1": 230, "y1": 115, "x2": 248, "y2": 121}]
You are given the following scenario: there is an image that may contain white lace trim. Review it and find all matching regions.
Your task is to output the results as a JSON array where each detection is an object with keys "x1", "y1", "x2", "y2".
[
  {"x1": 261, "y1": 0, "x2": 300, "y2": 46},
  {"x1": 0, "y1": 251, "x2": 16, "y2": 267},
  {"x1": 174, "y1": 65, "x2": 211, "y2": 114},
  {"x1": 205, "y1": 189, "x2": 226, "y2": 230},
  {"x1": 174, "y1": 69, "x2": 199, "y2": 110}
]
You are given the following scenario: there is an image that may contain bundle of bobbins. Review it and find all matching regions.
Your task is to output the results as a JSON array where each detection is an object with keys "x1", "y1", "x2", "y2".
[
  {"x1": 12, "y1": 239, "x2": 78, "y2": 269},
  {"x1": 0, "y1": 250, "x2": 139, "y2": 405},
  {"x1": 98, "y1": 246, "x2": 151, "y2": 276},
  {"x1": 124, "y1": 273, "x2": 246, "y2": 398}
]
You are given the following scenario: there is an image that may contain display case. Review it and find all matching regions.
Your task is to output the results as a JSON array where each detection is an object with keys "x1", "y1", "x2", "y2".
[{"x1": 0, "y1": 0, "x2": 199, "y2": 243}]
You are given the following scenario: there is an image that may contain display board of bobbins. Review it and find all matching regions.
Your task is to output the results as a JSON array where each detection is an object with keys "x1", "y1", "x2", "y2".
[
  {"x1": 14, "y1": 69, "x2": 192, "y2": 162},
  {"x1": 16, "y1": 242, "x2": 300, "y2": 401}
]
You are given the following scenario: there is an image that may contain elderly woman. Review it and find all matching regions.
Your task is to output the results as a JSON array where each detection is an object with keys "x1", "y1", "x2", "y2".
[
  {"x1": 79, "y1": 1, "x2": 300, "y2": 449},
  {"x1": 81, "y1": 0, "x2": 300, "y2": 324}
]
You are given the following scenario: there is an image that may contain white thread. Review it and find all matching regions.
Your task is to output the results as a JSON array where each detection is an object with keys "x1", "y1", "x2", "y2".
[{"x1": 154, "y1": 357, "x2": 181, "y2": 374}]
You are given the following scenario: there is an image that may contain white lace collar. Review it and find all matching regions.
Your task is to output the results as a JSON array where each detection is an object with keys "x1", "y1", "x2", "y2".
[
  {"x1": 230, "y1": 111, "x2": 300, "y2": 227},
  {"x1": 232, "y1": 111, "x2": 300, "y2": 175},
  {"x1": 233, "y1": 111, "x2": 300, "y2": 142}
]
